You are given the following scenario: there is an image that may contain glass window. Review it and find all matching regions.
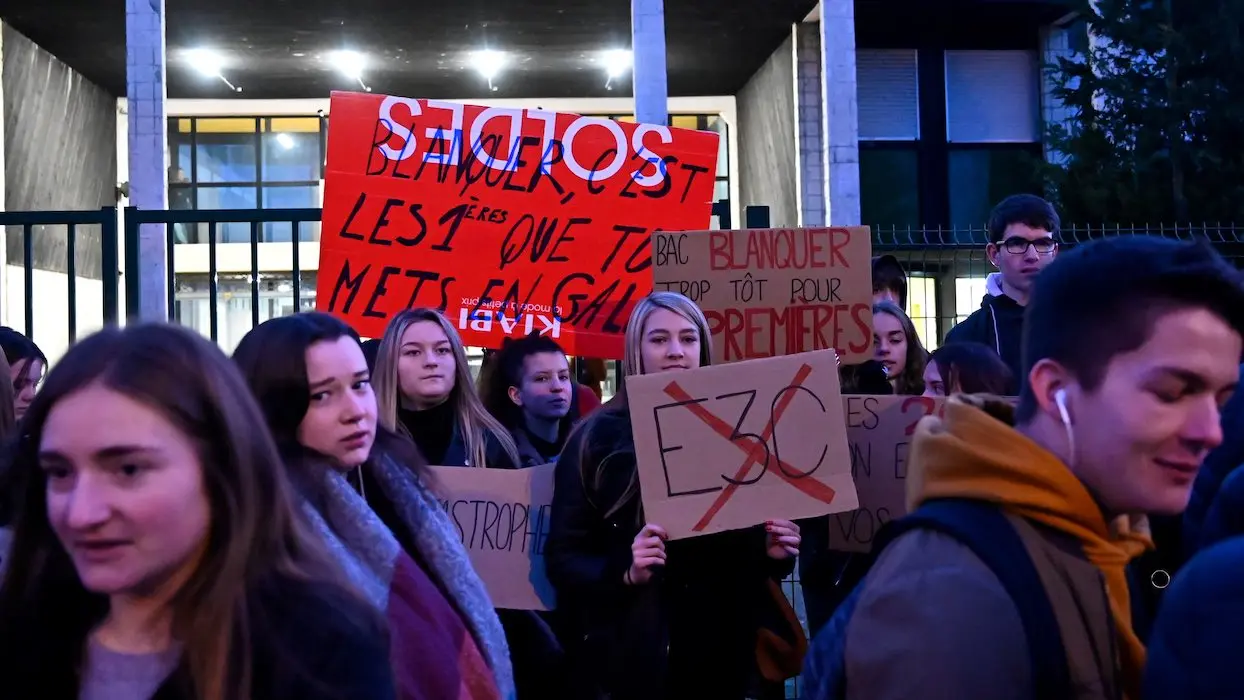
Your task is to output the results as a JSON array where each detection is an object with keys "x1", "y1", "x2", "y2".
[
  {"x1": 906, "y1": 275, "x2": 938, "y2": 350},
  {"x1": 172, "y1": 143, "x2": 192, "y2": 181},
  {"x1": 860, "y1": 148, "x2": 920, "y2": 229},
  {"x1": 196, "y1": 133, "x2": 258, "y2": 183},
  {"x1": 948, "y1": 147, "x2": 1043, "y2": 228},
  {"x1": 944, "y1": 50, "x2": 1040, "y2": 143},
  {"x1": 857, "y1": 49, "x2": 920, "y2": 140},
  {"x1": 167, "y1": 115, "x2": 332, "y2": 245},
  {"x1": 262, "y1": 185, "x2": 322, "y2": 242},
  {"x1": 670, "y1": 115, "x2": 699, "y2": 130},
  {"x1": 955, "y1": 276, "x2": 990, "y2": 322},
  {"x1": 262, "y1": 131, "x2": 321, "y2": 182},
  {"x1": 192, "y1": 186, "x2": 258, "y2": 244},
  {"x1": 195, "y1": 185, "x2": 258, "y2": 210}
]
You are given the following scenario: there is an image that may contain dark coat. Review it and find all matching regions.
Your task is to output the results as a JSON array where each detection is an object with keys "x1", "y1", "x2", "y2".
[
  {"x1": 441, "y1": 424, "x2": 521, "y2": 470},
  {"x1": 1145, "y1": 534, "x2": 1244, "y2": 698},
  {"x1": 8, "y1": 577, "x2": 395, "y2": 700},
  {"x1": 944, "y1": 290, "x2": 1026, "y2": 387},
  {"x1": 154, "y1": 581, "x2": 393, "y2": 700},
  {"x1": 545, "y1": 409, "x2": 794, "y2": 700}
]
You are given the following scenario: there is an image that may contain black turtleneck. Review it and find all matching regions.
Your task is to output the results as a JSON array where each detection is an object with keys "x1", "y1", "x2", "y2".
[
  {"x1": 398, "y1": 399, "x2": 456, "y2": 465},
  {"x1": 524, "y1": 426, "x2": 562, "y2": 462}
]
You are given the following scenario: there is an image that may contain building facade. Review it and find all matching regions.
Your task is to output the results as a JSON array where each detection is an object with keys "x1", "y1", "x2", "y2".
[{"x1": 2, "y1": 0, "x2": 1084, "y2": 379}]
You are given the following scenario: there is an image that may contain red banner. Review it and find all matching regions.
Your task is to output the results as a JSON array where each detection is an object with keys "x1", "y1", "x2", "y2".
[{"x1": 316, "y1": 92, "x2": 720, "y2": 358}]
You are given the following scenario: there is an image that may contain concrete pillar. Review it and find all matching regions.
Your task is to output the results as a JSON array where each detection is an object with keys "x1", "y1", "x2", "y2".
[
  {"x1": 631, "y1": 0, "x2": 668, "y2": 126},
  {"x1": 125, "y1": 0, "x2": 169, "y2": 321},
  {"x1": 794, "y1": 23, "x2": 825, "y2": 227},
  {"x1": 819, "y1": 3, "x2": 862, "y2": 225},
  {"x1": 0, "y1": 25, "x2": 7, "y2": 324}
]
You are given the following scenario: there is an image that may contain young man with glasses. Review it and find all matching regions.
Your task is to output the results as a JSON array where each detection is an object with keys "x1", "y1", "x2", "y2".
[{"x1": 945, "y1": 194, "x2": 1061, "y2": 388}]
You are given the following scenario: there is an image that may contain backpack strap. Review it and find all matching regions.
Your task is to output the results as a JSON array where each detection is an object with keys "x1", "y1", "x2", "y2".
[{"x1": 871, "y1": 498, "x2": 1072, "y2": 700}]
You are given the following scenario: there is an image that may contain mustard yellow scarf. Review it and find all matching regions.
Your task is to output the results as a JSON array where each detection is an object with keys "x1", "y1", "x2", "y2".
[{"x1": 906, "y1": 396, "x2": 1152, "y2": 700}]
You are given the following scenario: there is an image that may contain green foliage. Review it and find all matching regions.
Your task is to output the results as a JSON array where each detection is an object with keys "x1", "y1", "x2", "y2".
[{"x1": 1043, "y1": 0, "x2": 1244, "y2": 223}]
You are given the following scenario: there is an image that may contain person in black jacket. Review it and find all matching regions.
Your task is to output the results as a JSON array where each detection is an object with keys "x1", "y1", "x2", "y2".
[
  {"x1": 0, "y1": 324, "x2": 393, "y2": 700},
  {"x1": 945, "y1": 194, "x2": 1061, "y2": 386},
  {"x1": 546, "y1": 291, "x2": 800, "y2": 700}
]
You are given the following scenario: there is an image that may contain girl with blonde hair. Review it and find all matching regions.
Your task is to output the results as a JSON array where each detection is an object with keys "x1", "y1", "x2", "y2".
[{"x1": 373, "y1": 309, "x2": 520, "y2": 468}]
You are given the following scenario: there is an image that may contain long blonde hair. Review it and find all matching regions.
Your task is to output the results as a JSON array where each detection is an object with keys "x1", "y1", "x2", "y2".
[
  {"x1": 621, "y1": 291, "x2": 714, "y2": 379},
  {"x1": 373, "y1": 309, "x2": 520, "y2": 468},
  {"x1": 580, "y1": 291, "x2": 713, "y2": 519}
]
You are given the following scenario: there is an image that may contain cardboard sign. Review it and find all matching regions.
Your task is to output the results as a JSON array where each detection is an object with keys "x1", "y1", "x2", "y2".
[
  {"x1": 317, "y1": 92, "x2": 720, "y2": 359},
  {"x1": 828, "y1": 395, "x2": 946, "y2": 552},
  {"x1": 651, "y1": 227, "x2": 874, "y2": 364},
  {"x1": 627, "y1": 349, "x2": 858, "y2": 540},
  {"x1": 430, "y1": 464, "x2": 557, "y2": 610}
]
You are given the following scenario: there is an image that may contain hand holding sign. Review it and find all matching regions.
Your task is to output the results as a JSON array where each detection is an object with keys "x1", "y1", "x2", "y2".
[
  {"x1": 627, "y1": 349, "x2": 858, "y2": 540},
  {"x1": 764, "y1": 519, "x2": 801, "y2": 560},
  {"x1": 626, "y1": 523, "x2": 669, "y2": 585}
]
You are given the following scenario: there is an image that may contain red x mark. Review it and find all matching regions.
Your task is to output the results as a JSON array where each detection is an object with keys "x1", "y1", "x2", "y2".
[{"x1": 661, "y1": 362, "x2": 839, "y2": 532}]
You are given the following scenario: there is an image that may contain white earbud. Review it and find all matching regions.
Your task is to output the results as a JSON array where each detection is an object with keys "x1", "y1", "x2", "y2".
[
  {"x1": 1053, "y1": 388, "x2": 1076, "y2": 468},
  {"x1": 1054, "y1": 388, "x2": 1071, "y2": 427}
]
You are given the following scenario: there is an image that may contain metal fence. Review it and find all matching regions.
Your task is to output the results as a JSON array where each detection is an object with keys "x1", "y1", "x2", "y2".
[
  {"x1": 0, "y1": 208, "x2": 120, "y2": 357},
  {"x1": 123, "y1": 206, "x2": 322, "y2": 338},
  {"x1": 4, "y1": 207, "x2": 1244, "y2": 697},
  {"x1": 4, "y1": 205, "x2": 1241, "y2": 356}
]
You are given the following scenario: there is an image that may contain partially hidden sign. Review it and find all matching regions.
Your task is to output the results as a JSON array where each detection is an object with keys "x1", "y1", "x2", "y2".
[
  {"x1": 627, "y1": 349, "x2": 858, "y2": 540},
  {"x1": 430, "y1": 463, "x2": 557, "y2": 610},
  {"x1": 318, "y1": 91, "x2": 720, "y2": 358},
  {"x1": 828, "y1": 395, "x2": 946, "y2": 553},
  {"x1": 651, "y1": 227, "x2": 874, "y2": 364}
]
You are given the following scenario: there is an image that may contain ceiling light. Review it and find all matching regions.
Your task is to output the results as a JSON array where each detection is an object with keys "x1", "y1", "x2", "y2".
[
  {"x1": 276, "y1": 133, "x2": 295, "y2": 150},
  {"x1": 185, "y1": 48, "x2": 225, "y2": 78},
  {"x1": 184, "y1": 49, "x2": 241, "y2": 92},
  {"x1": 470, "y1": 49, "x2": 507, "y2": 91},
  {"x1": 328, "y1": 50, "x2": 372, "y2": 92},
  {"x1": 600, "y1": 49, "x2": 632, "y2": 90},
  {"x1": 330, "y1": 50, "x2": 365, "y2": 80},
  {"x1": 602, "y1": 49, "x2": 632, "y2": 79}
]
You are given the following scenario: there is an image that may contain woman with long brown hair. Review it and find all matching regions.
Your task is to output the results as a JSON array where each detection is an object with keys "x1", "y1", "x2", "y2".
[
  {"x1": 872, "y1": 300, "x2": 928, "y2": 395},
  {"x1": 546, "y1": 291, "x2": 802, "y2": 700},
  {"x1": 233, "y1": 312, "x2": 514, "y2": 700},
  {"x1": 0, "y1": 324, "x2": 394, "y2": 700}
]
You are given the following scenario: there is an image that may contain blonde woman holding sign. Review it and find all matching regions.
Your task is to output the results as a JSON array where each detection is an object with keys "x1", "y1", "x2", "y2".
[{"x1": 546, "y1": 291, "x2": 802, "y2": 700}]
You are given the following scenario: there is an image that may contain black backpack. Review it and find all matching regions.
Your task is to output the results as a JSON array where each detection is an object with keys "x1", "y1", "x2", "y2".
[{"x1": 807, "y1": 498, "x2": 1072, "y2": 699}]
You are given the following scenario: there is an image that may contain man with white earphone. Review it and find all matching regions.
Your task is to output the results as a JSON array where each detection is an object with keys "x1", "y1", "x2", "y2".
[{"x1": 804, "y1": 235, "x2": 1244, "y2": 700}]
